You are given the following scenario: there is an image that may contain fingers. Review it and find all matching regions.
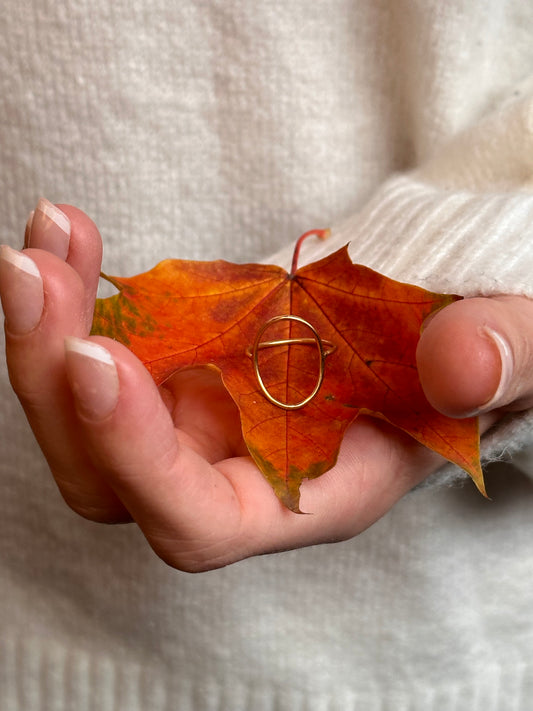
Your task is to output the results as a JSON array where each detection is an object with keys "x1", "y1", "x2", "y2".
[
  {"x1": 1, "y1": 202, "x2": 128, "y2": 521},
  {"x1": 56, "y1": 203, "x2": 103, "y2": 321},
  {"x1": 24, "y1": 198, "x2": 70, "y2": 259},
  {"x1": 417, "y1": 295, "x2": 533, "y2": 417},
  {"x1": 23, "y1": 198, "x2": 102, "y2": 326},
  {"x1": 2, "y1": 201, "x2": 101, "y2": 401},
  {"x1": 25, "y1": 199, "x2": 103, "y2": 325}
]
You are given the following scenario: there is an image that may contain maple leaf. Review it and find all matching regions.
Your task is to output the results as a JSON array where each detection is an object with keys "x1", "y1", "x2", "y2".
[{"x1": 91, "y1": 230, "x2": 483, "y2": 511}]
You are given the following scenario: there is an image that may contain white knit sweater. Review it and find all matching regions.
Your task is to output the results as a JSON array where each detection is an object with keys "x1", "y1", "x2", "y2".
[{"x1": 2, "y1": 2, "x2": 533, "y2": 709}]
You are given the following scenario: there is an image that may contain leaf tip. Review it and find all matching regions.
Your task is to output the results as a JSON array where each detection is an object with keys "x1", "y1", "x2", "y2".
[
  {"x1": 279, "y1": 494, "x2": 311, "y2": 515},
  {"x1": 274, "y1": 480, "x2": 306, "y2": 514},
  {"x1": 474, "y1": 472, "x2": 490, "y2": 499},
  {"x1": 466, "y1": 460, "x2": 489, "y2": 499}
]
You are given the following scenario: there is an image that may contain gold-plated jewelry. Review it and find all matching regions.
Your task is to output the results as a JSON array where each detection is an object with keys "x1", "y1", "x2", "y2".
[{"x1": 247, "y1": 315, "x2": 336, "y2": 410}]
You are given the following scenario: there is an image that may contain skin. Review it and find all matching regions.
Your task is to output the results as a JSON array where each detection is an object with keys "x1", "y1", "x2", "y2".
[{"x1": 2, "y1": 204, "x2": 533, "y2": 572}]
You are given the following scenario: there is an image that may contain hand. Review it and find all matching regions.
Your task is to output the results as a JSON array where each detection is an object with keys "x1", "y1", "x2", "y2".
[{"x1": 1, "y1": 202, "x2": 531, "y2": 571}]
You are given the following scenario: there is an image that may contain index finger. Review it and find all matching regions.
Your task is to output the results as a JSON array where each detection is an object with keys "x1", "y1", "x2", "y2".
[{"x1": 26, "y1": 200, "x2": 102, "y2": 327}]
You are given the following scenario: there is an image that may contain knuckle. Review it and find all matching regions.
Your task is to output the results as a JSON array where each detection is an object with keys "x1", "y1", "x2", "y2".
[
  {"x1": 8, "y1": 377, "x2": 44, "y2": 412},
  {"x1": 148, "y1": 534, "x2": 236, "y2": 573},
  {"x1": 64, "y1": 497, "x2": 132, "y2": 524},
  {"x1": 55, "y1": 481, "x2": 131, "y2": 524},
  {"x1": 6, "y1": 345, "x2": 59, "y2": 407}
]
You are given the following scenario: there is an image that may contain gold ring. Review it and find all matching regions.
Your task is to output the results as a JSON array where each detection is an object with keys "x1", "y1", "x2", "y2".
[{"x1": 246, "y1": 315, "x2": 336, "y2": 410}]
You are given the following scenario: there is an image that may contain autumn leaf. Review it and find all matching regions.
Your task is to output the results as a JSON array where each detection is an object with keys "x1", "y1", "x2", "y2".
[{"x1": 91, "y1": 230, "x2": 483, "y2": 511}]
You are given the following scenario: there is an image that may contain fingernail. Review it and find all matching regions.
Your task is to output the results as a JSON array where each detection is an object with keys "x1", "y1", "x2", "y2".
[
  {"x1": 64, "y1": 337, "x2": 119, "y2": 419},
  {"x1": 475, "y1": 326, "x2": 514, "y2": 413},
  {"x1": 0, "y1": 245, "x2": 44, "y2": 334},
  {"x1": 27, "y1": 198, "x2": 70, "y2": 259}
]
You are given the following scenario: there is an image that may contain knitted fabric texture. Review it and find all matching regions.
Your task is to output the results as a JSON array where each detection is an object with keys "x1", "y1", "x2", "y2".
[{"x1": 2, "y1": 2, "x2": 533, "y2": 710}]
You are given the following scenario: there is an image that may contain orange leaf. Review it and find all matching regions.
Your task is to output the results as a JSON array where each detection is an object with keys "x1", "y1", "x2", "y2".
[{"x1": 91, "y1": 231, "x2": 483, "y2": 511}]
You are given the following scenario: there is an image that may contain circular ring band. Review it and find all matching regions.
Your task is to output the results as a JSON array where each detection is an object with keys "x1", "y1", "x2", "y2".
[{"x1": 247, "y1": 315, "x2": 336, "y2": 410}]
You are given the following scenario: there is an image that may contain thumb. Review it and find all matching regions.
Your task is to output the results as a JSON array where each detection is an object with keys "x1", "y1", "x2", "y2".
[{"x1": 416, "y1": 295, "x2": 533, "y2": 418}]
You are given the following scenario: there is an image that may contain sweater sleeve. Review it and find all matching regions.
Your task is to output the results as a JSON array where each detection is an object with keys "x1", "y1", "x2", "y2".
[{"x1": 267, "y1": 77, "x2": 533, "y2": 486}]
